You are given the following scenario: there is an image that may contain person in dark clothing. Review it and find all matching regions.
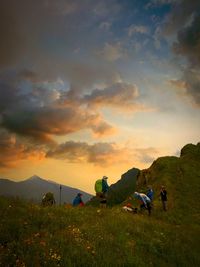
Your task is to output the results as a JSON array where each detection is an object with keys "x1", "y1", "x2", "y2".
[
  {"x1": 147, "y1": 185, "x2": 154, "y2": 208},
  {"x1": 160, "y1": 186, "x2": 167, "y2": 211},
  {"x1": 100, "y1": 176, "x2": 109, "y2": 207},
  {"x1": 102, "y1": 176, "x2": 109, "y2": 194},
  {"x1": 147, "y1": 186, "x2": 154, "y2": 201},
  {"x1": 73, "y1": 193, "x2": 84, "y2": 207}
]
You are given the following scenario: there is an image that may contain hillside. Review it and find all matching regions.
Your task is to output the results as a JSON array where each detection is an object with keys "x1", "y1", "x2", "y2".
[
  {"x1": 88, "y1": 143, "x2": 200, "y2": 212},
  {"x1": 0, "y1": 175, "x2": 93, "y2": 204},
  {"x1": 0, "y1": 143, "x2": 199, "y2": 266},
  {"x1": 136, "y1": 142, "x2": 200, "y2": 224}
]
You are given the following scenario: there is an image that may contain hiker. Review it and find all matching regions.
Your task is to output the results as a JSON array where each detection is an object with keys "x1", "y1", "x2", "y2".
[
  {"x1": 102, "y1": 176, "x2": 109, "y2": 194},
  {"x1": 146, "y1": 186, "x2": 154, "y2": 202},
  {"x1": 95, "y1": 176, "x2": 109, "y2": 207},
  {"x1": 73, "y1": 193, "x2": 84, "y2": 207},
  {"x1": 133, "y1": 192, "x2": 152, "y2": 215},
  {"x1": 42, "y1": 192, "x2": 56, "y2": 206},
  {"x1": 160, "y1": 186, "x2": 167, "y2": 211}
]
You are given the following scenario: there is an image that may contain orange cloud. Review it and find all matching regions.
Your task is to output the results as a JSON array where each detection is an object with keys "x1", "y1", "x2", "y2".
[
  {"x1": 46, "y1": 140, "x2": 159, "y2": 167},
  {"x1": 0, "y1": 130, "x2": 46, "y2": 169}
]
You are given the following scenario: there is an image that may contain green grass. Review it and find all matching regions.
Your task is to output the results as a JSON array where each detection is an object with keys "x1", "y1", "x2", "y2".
[
  {"x1": 1, "y1": 143, "x2": 200, "y2": 266},
  {"x1": 0, "y1": 196, "x2": 199, "y2": 267}
]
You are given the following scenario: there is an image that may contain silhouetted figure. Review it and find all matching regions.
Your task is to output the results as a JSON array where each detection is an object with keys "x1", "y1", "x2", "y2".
[
  {"x1": 160, "y1": 186, "x2": 167, "y2": 211},
  {"x1": 42, "y1": 192, "x2": 56, "y2": 206}
]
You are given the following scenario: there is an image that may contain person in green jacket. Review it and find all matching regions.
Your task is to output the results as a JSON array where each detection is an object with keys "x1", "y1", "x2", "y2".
[{"x1": 95, "y1": 176, "x2": 109, "y2": 207}]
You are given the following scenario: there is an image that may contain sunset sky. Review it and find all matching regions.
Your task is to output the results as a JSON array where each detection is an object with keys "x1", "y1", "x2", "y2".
[{"x1": 0, "y1": 0, "x2": 199, "y2": 194}]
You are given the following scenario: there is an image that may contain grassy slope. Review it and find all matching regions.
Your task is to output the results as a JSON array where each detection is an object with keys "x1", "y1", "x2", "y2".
[{"x1": 0, "y1": 143, "x2": 200, "y2": 267}]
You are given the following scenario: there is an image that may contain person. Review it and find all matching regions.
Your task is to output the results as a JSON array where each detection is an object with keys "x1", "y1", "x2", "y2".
[
  {"x1": 42, "y1": 192, "x2": 56, "y2": 206},
  {"x1": 146, "y1": 186, "x2": 154, "y2": 202},
  {"x1": 72, "y1": 193, "x2": 84, "y2": 207},
  {"x1": 95, "y1": 176, "x2": 109, "y2": 207},
  {"x1": 133, "y1": 192, "x2": 152, "y2": 215},
  {"x1": 160, "y1": 186, "x2": 167, "y2": 211},
  {"x1": 102, "y1": 176, "x2": 109, "y2": 194}
]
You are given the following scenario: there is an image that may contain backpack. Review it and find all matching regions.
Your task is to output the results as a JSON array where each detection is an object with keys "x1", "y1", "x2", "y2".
[{"x1": 95, "y1": 179, "x2": 103, "y2": 193}]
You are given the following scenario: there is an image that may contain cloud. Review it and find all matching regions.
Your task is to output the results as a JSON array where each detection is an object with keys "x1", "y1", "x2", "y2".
[
  {"x1": 93, "y1": 1, "x2": 121, "y2": 17},
  {"x1": 1, "y1": 102, "x2": 115, "y2": 143},
  {"x1": 163, "y1": 0, "x2": 199, "y2": 35},
  {"x1": 128, "y1": 25, "x2": 149, "y2": 37},
  {"x1": 135, "y1": 147, "x2": 159, "y2": 164},
  {"x1": 99, "y1": 43, "x2": 124, "y2": 62},
  {"x1": 164, "y1": 0, "x2": 200, "y2": 106},
  {"x1": 0, "y1": 130, "x2": 45, "y2": 169},
  {"x1": 0, "y1": 72, "x2": 116, "y2": 143},
  {"x1": 146, "y1": 0, "x2": 181, "y2": 10},
  {"x1": 169, "y1": 79, "x2": 187, "y2": 90},
  {"x1": 99, "y1": 22, "x2": 112, "y2": 31},
  {"x1": 46, "y1": 141, "x2": 159, "y2": 167},
  {"x1": 0, "y1": 0, "x2": 123, "y2": 92},
  {"x1": 0, "y1": 72, "x2": 147, "y2": 145},
  {"x1": 182, "y1": 69, "x2": 200, "y2": 106},
  {"x1": 46, "y1": 141, "x2": 128, "y2": 166},
  {"x1": 83, "y1": 82, "x2": 146, "y2": 111},
  {"x1": 173, "y1": 12, "x2": 200, "y2": 65}
]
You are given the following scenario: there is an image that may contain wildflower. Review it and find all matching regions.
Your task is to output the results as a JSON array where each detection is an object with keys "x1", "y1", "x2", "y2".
[
  {"x1": 39, "y1": 240, "x2": 46, "y2": 247},
  {"x1": 34, "y1": 232, "x2": 40, "y2": 238}
]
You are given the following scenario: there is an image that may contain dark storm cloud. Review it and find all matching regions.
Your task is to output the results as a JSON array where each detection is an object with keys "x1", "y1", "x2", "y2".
[
  {"x1": 0, "y1": 71, "x2": 116, "y2": 143},
  {"x1": 2, "y1": 106, "x2": 115, "y2": 142},
  {"x1": 164, "y1": 0, "x2": 200, "y2": 106},
  {"x1": 0, "y1": 67, "x2": 145, "y2": 144},
  {"x1": 173, "y1": 10, "x2": 200, "y2": 67},
  {"x1": 0, "y1": 95, "x2": 115, "y2": 143}
]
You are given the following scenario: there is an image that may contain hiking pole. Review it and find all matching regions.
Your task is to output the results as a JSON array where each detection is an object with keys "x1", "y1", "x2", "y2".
[{"x1": 59, "y1": 185, "x2": 62, "y2": 206}]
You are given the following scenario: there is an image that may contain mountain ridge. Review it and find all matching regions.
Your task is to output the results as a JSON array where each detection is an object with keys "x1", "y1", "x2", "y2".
[{"x1": 0, "y1": 175, "x2": 93, "y2": 204}]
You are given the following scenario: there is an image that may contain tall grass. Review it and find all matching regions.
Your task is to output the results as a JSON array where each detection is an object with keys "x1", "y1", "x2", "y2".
[{"x1": 0, "y1": 196, "x2": 199, "y2": 267}]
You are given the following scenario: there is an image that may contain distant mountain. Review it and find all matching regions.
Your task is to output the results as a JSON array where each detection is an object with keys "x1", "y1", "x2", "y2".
[{"x1": 0, "y1": 175, "x2": 93, "y2": 204}]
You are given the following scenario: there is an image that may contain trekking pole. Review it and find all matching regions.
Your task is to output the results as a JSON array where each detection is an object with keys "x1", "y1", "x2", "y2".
[{"x1": 59, "y1": 185, "x2": 62, "y2": 206}]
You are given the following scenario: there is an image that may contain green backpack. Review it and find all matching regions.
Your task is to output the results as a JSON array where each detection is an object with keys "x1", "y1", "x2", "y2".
[{"x1": 95, "y1": 179, "x2": 103, "y2": 193}]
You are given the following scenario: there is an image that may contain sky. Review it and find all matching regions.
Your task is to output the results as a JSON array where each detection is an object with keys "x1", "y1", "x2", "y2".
[{"x1": 0, "y1": 0, "x2": 199, "y2": 194}]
